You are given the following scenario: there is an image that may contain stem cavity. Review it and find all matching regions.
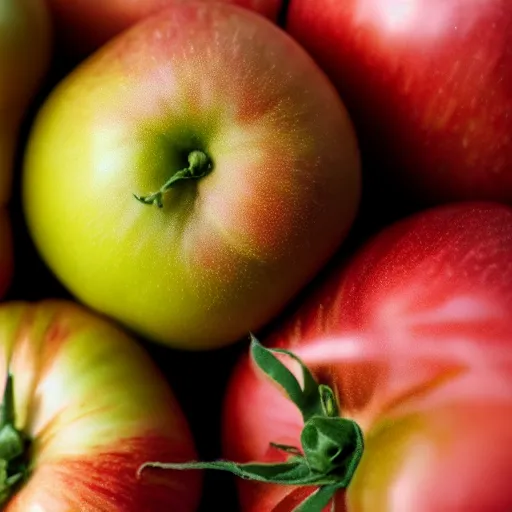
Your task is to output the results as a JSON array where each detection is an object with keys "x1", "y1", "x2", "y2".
[
  {"x1": 133, "y1": 149, "x2": 212, "y2": 208},
  {"x1": 137, "y1": 335, "x2": 364, "y2": 511},
  {"x1": 0, "y1": 373, "x2": 30, "y2": 506}
]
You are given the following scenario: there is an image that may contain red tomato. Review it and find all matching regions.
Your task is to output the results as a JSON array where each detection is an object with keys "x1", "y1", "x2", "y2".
[
  {"x1": 0, "y1": 300, "x2": 201, "y2": 511},
  {"x1": 222, "y1": 202, "x2": 512, "y2": 511}
]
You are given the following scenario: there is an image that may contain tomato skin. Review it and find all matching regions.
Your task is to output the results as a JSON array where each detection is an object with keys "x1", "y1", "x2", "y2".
[
  {"x1": 0, "y1": 300, "x2": 201, "y2": 511},
  {"x1": 222, "y1": 202, "x2": 512, "y2": 511},
  {"x1": 23, "y1": 2, "x2": 360, "y2": 350}
]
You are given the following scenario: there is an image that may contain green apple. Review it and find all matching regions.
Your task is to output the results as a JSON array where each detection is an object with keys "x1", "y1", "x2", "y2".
[{"x1": 23, "y1": 2, "x2": 361, "y2": 350}]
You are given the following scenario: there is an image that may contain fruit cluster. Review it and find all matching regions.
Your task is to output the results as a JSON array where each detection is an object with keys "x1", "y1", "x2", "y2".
[{"x1": 2, "y1": 1, "x2": 511, "y2": 510}]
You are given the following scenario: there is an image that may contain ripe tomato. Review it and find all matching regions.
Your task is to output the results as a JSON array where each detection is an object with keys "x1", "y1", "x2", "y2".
[
  {"x1": 221, "y1": 202, "x2": 512, "y2": 510},
  {"x1": 0, "y1": 300, "x2": 201, "y2": 511}
]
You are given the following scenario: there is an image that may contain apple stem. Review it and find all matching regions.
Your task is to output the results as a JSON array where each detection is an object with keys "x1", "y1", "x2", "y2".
[
  {"x1": 133, "y1": 149, "x2": 212, "y2": 208},
  {"x1": 0, "y1": 372, "x2": 30, "y2": 506},
  {"x1": 137, "y1": 336, "x2": 364, "y2": 512}
]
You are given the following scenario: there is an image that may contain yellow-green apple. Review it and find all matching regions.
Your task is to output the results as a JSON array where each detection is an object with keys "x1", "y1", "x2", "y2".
[
  {"x1": 0, "y1": 300, "x2": 201, "y2": 510},
  {"x1": 22, "y1": 2, "x2": 361, "y2": 350},
  {"x1": 286, "y1": 0, "x2": 512, "y2": 207},
  {"x1": 1, "y1": 0, "x2": 52, "y2": 295},
  {"x1": 47, "y1": 0, "x2": 284, "y2": 62}
]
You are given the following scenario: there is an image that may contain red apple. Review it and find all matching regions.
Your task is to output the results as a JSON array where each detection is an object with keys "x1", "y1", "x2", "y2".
[
  {"x1": 286, "y1": 0, "x2": 512, "y2": 206},
  {"x1": 47, "y1": 0, "x2": 283, "y2": 61},
  {"x1": 22, "y1": 2, "x2": 361, "y2": 350},
  {"x1": 0, "y1": 300, "x2": 200, "y2": 510}
]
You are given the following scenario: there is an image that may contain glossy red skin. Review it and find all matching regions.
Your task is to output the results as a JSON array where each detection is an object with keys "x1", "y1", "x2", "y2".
[
  {"x1": 48, "y1": 0, "x2": 283, "y2": 60},
  {"x1": 0, "y1": 209, "x2": 12, "y2": 297},
  {"x1": 286, "y1": 0, "x2": 512, "y2": 205},
  {"x1": 223, "y1": 202, "x2": 512, "y2": 511}
]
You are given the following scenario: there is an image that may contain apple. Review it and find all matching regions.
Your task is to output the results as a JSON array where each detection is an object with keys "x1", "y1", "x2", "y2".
[
  {"x1": 47, "y1": 0, "x2": 284, "y2": 62},
  {"x1": 286, "y1": 0, "x2": 512, "y2": 206},
  {"x1": 22, "y1": 2, "x2": 361, "y2": 350},
  {"x1": 0, "y1": 300, "x2": 201, "y2": 510}
]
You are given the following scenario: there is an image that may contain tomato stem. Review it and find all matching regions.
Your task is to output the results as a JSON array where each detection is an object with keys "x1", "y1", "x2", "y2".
[
  {"x1": 133, "y1": 149, "x2": 212, "y2": 208},
  {"x1": 138, "y1": 335, "x2": 365, "y2": 512},
  {"x1": 0, "y1": 372, "x2": 31, "y2": 506}
]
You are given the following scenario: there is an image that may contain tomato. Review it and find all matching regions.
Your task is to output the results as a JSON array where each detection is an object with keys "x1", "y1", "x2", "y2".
[
  {"x1": 219, "y1": 202, "x2": 512, "y2": 510},
  {"x1": 22, "y1": 2, "x2": 361, "y2": 350},
  {"x1": 0, "y1": 300, "x2": 201, "y2": 511}
]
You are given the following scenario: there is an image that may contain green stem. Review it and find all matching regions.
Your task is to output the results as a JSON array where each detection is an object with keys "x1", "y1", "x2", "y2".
[
  {"x1": 138, "y1": 335, "x2": 364, "y2": 511},
  {"x1": 133, "y1": 149, "x2": 212, "y2": 208},
  {"x1": 0, "y1": 372, "x2": 30, "y2": 506}
]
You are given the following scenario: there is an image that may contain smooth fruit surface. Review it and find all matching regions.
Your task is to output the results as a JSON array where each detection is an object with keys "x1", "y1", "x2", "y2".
[
  {"x1": 287, "y1": 0, "x2": 512, "y2": 205},
  {"x1": 0, "y1": 300, "x2": 200, "y2": 511},
  {"x1": 23, "y1": 2, "x2": 361, "y2": 350},
  {"x1": 223, "y1": 202, "x2": 512, "y2": 510}
]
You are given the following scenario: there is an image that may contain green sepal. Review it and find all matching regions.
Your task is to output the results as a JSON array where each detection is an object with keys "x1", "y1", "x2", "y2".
[
  {"x1": 0, "y1": 372, "x2": 30, "y2": 507},
  {"x1": 251, "y1": 335, "x2": 326, "y2": 422},
  {"x1": 138, "y1": 458, "x2": 342, "y2": 486},
  {"x1": 138, "y1": 335, "x2": 365, "y2": 512},
  {"x1": 301, "y1": 417, "x2": 364, "y2": 482},
  {"x1": 294, "y1": 483, "x2": 344, "y2": 512}
]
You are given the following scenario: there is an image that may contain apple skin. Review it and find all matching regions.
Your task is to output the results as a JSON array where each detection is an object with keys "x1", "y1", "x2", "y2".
[
  {"x1": 47, "y1": 0, "x2": 283, "y2": 61},
  {"x1": 0, "y1": 300, "x2": 201, "y2": 511},
  {"x1": 22, "y1": 2, "x2": 361, "y2": 350},
  {"x1": 286, "y1": 0, "x2": 512, "y2": 206}
]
